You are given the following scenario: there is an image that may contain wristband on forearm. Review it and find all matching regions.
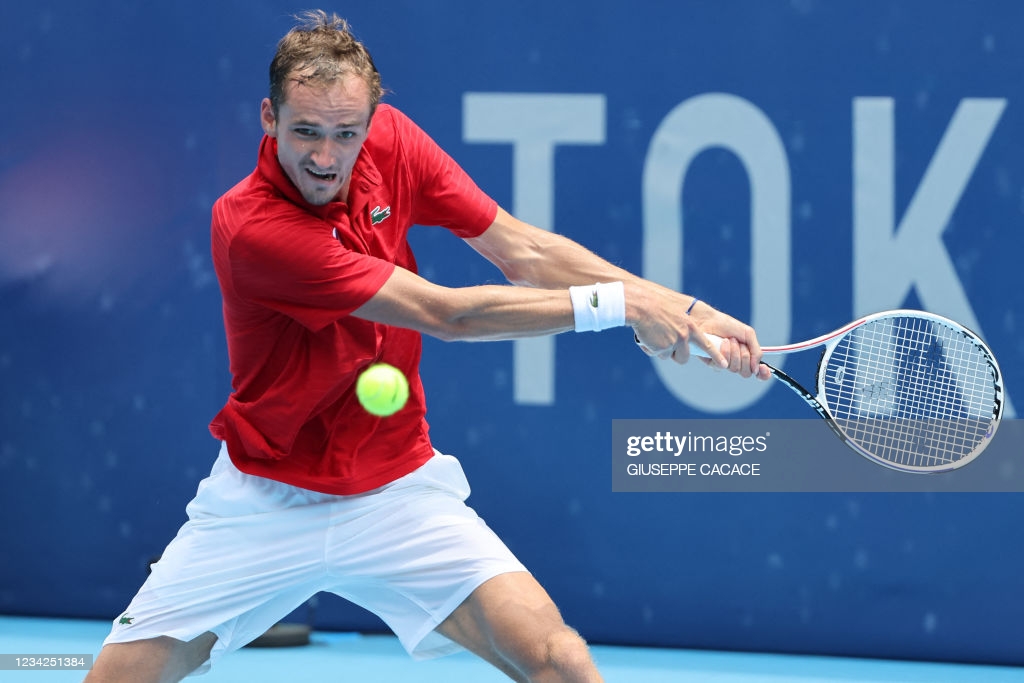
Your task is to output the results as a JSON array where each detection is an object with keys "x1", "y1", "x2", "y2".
[{"x1": 568, "y1": 281, "x2": 626, "y2": 332}]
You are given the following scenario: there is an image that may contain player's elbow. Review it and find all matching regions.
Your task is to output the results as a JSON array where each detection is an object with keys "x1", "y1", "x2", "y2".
[
  {"x1": 488, "y1": 238, "x2": 549, "y2": 287},
  {"x1": 424, "y1": 319, "x2": 466, "y2": 342},
  {"x1": 499, "y1": 262, "x2": 538, "y2": 287},
  {"x1": 493, "y1": 251, "x2": 553, "y2": 289},
  {"x1": 415, "y1": 300, "x2": 476, "y2": 342},
  {"x1": 420, "y1": 296, "x2": 507, "y2": 343},
  {"x1": 431, "y1": 308, "x2": 496, "y2": 342}
]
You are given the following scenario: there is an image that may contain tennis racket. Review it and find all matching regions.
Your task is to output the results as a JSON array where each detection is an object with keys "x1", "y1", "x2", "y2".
[{"x1": 692, "y1": 310, "x2": 1004, "y2": 473}]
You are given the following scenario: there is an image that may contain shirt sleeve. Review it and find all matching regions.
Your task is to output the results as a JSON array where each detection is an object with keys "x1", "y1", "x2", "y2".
[
  {"x1": 228, "y1": 208, "x2": 395, "y2": 332},
  {"x1": 387, "y1": 107, "x2": 498, "y2": 238}
]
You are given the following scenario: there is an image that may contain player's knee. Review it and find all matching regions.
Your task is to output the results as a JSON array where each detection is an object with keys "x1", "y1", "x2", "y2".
[
  {"x1": 520, "y1": 626, "x2": 595, "y2": 681},
  {"x1": 85, "y1": 634, "x2": 216, "y2": 683}
]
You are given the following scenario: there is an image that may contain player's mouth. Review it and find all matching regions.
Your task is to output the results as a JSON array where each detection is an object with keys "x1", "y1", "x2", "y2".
[{"x1": 306, "y1": 168, "x2": 338, "y2": 182}]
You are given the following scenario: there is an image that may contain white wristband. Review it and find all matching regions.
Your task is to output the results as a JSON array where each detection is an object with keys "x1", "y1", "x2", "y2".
[{"x1": 568, "y1": 281, "x2": 626, "y2": 332}]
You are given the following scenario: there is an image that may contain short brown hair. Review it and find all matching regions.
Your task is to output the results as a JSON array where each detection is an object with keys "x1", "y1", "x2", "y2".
[{"x1": 268, "y1": 10, "x2": 384, "y2": 115}]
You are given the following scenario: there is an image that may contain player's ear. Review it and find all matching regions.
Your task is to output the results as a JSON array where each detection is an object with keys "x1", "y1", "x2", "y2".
[{"x1": 260, "y1": 98, "x2": 278, "y2": 137}]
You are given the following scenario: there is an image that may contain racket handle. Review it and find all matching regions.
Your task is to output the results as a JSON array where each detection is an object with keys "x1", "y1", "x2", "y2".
[{"x1": 689, "y1": 333, "x2": 724, "y2": 359}]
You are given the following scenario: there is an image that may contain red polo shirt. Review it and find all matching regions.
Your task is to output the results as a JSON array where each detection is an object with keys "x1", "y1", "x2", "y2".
[{"x1": 209, "y1": 104, "x2": 497, "y2": 494}]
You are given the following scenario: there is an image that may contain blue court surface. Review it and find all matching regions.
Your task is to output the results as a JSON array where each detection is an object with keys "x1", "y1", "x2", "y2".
[{"x1": 1, "y1": 615, "x2": 1021, "y2": 682}]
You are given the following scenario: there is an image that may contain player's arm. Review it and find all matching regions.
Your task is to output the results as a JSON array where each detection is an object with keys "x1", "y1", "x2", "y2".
[
  {"x1": 353, "y1": 263, "x2": 765, "y2": 378},
  {"x1": 352, "y1": 265, "x2": 724, "y2": 361},
  {"x1": 351, "y1": 265, "x2": 577, "y2": 342},
  {"x1": 464, "y1": 207, "x2": 768, "y2": 378}
]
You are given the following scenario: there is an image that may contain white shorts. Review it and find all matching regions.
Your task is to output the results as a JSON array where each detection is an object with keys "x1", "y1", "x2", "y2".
[{"x1": 102, "y1": 443, "x2": 527, "y2": 675}]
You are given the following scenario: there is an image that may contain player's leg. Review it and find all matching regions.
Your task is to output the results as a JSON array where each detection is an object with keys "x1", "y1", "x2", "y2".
[
  {"x1": 84, "y1": 633, "x2": 217, "y2": 683},
  {"x1": 325, "y1": 451, "x2": 602, "y2": 681},
  {"x1": 88, "y1": 445, "x2": 331, "y2": 681},
  {"x1": 436, "y1": 572, "x2": 601, "y2": 683}
]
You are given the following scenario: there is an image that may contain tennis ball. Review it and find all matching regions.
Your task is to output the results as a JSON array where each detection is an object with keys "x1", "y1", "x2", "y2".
[{"x1": 356, "y1": 363, "x2": 409, "y2": 417}]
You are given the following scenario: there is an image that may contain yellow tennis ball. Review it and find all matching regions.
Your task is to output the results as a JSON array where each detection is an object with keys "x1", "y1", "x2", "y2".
[{"x1": 356, "y1": 363, "x2": 409, "y2": 417}]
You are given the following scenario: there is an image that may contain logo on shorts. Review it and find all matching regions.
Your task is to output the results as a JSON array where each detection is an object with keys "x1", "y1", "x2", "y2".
[{"x1": 118, "y1": 614, "x2": 135, "y2": 625}]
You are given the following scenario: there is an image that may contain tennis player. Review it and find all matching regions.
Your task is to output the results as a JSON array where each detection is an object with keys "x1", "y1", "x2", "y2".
[{"x1": 85, "y1": 10, "x2": 768, "y2": 683}]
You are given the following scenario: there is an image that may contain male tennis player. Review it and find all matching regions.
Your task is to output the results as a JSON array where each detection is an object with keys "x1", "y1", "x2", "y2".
[{"x1": 86, "y1": 10, "x2": 769, "y2": 683}]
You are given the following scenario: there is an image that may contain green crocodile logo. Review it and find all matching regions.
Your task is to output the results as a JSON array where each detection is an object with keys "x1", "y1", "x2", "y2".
[{"x1": 370, "y1": 205, "x2": 392, "y2": 225}]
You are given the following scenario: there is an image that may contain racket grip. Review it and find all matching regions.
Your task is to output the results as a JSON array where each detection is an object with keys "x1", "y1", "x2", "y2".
[{"x1": 689, "y1": 333, "x2": 724, "y2": 359}]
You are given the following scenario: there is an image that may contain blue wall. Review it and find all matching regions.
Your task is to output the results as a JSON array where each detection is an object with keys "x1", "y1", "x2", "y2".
[{"x1": 2, "y1": 0, "x2": 1022, "y2": 666}]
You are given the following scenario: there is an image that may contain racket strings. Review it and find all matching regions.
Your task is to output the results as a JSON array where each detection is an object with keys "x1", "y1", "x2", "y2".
[{"x1": 822, "y1": 316, "x2": 999, "y2": 470}]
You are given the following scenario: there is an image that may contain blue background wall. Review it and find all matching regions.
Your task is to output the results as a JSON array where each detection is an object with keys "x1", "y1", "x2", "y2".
[{"x1": 2, "y1": 0, "x2": 1022, "y2": 666}]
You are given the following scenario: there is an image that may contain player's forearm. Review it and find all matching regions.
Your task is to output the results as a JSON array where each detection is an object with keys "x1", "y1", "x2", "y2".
[
  {"x1": 462, "y1": 210, "x2": 762, "y2": 371},
  {"x1": 433, "y1": 284, "x2": 577, "y2": 341},
  {"x1": 490, "y1": 227, "x2": 634, "y2": 290},
  {"x1": 465, "y1": 208, "x2": 639, "y2": 290},
  {"x1": 464, "y1": 209, "x2": 676, "y2": 325},
  {"x1": 488, "y1": 232, "x2": 679, "y2": 329}
]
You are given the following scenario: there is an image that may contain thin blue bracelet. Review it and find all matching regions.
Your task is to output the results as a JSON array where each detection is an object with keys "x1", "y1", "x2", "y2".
[{"x1": 686, "y1": 297, "x2": 700, "y2": 315}]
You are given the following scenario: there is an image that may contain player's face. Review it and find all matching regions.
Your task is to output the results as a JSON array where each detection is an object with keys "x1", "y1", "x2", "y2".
[{"x1": 260, "y1": 75, "x2": 372, "y2": 206}]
